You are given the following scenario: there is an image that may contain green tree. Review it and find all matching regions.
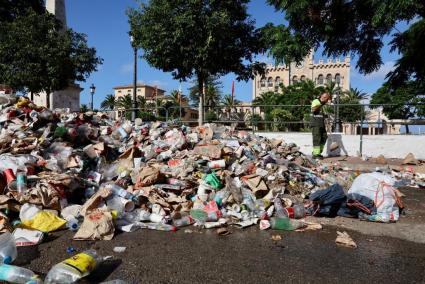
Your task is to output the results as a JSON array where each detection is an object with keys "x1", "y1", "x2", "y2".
[
  {"x1": 371, "y1": 81, "x2": 425, "y2": 134},
  {"x1": 264, "y1": 0, "x2": 425, "y2": 89},
  {"x1": 271, "y1": 108, "x2": 293, "y2": 131},
  {"x1": 80, "y1": 104, "x2": 89, "y2": 113},
  {"x1": 128, "y1": 0, "x2": 265, "y2": 125},
  {"x1": 221, "y1": 94, "x2": 241, "y2": 120},
  {"x1": 344, "y1": 88, "x2": 368, "y2": 101},
  {"x1": 0, "y1": 10, "x2": 102, "y2": 108},
  {"x1": 188, "y1": 75, "x2": 223, "y2": 108},
  {"x1": 100, "y1": 94, "x2": 116, "y2": 110},
  {"x1": 168, "y1": 90, "x2": 187, "y2": 119}
]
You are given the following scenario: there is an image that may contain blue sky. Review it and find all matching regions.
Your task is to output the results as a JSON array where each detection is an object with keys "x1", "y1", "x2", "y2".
[{"x1": 66, "y1": 0, "x2": 402, "y2": 108}]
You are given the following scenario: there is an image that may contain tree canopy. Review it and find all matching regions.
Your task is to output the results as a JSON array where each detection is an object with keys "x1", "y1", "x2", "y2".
[
  {"x1": 0, "y1": 3, "x2": 102, "y2": 107},
  {"x1": 371, "y1": 81, "x2": 425, "y2": 133},
  {"x1": 128, "y1": 0, "x2": 265, "y2": 124},
  {"x1": 264, "y1": 0, "x2": 425, "y2": 88}
]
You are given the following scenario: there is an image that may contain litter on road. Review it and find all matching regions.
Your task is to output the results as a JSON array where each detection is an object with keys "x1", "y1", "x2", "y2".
[{"x1": 0, "y1": 94, "x2": 424, "y2": 282}]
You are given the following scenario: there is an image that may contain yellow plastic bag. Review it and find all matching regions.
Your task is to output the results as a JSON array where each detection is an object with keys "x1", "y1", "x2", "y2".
[{"x1": 21, "y1": 211, "x2": 66, "y2": 233}]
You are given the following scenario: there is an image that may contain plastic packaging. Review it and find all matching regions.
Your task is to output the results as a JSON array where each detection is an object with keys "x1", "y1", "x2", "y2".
[
  {"x1": 273, "y1": 198, "x2": 286, "y2": 218},
  {"x1": 144, "y1": 223, "x2": 176, "y2": 232},
  {"x1": 204, "y1": 173, "x2": 223, "y2": 189},
  {"x1": 65, "y1": 215, "x2": 80, "y2": 231},
  {"x1": 45, "y1": 250, "x2": 102, "y2": 284},
  {"x1": 0, "y1": 232, "x2": 17, "y2": 264},
  {"x1": 0, "y1": 264, "x2": 40, "y2": 283},
  {"x1": 173, "y1": 216, "x2": 194, "y2": 227}
]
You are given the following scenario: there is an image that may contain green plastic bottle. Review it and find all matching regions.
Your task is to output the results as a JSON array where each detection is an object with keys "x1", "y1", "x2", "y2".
[{"x1": 270, "y1": 217, "x2": 304, "y2": 231}]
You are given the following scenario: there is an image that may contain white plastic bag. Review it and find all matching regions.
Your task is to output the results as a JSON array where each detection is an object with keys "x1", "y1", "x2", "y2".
[{"x1": 348, "y1": 172, "x2": 399, "y2": 222}]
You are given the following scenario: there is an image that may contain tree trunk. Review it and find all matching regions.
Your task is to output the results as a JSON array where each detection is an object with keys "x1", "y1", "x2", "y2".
[
  {"x1": 405, "y1": 124, "x2": 410, "y2": 134},
  {"x1": 198, "y1": 75, "x2": 204, "y2": 126},
  {"x1": 46, "y1": 91, "x2": 51, "y2": 109}
]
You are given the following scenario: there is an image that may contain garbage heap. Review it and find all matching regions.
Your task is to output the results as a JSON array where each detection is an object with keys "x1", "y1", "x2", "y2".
[{"x1": 0, "y1": 95, "x2": 422, "y2": 241}]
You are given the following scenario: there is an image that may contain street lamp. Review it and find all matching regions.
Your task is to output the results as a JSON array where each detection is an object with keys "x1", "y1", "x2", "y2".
[
  {"x1": 89, "y1": 83, "x2": 96, "y2": 111},
  {"x1": 334, "y1": 82, "x2": 342, "y2": 133},
  {"x1": 130, "y1": 35, "x2": 138, "y2": 122}
]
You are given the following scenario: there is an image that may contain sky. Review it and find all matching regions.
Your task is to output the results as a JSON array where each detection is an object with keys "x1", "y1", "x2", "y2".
[{"x1": 65, "y1": 0, "x2": 403, "y2": 109}]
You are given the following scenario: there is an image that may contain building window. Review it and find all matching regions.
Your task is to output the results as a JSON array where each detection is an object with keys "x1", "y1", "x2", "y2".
[
  {"x1": 260, "y1": 78, "x2": 266, "y2": 88},
  {"x1": 137, "y1": 89, "x2": 141, "y2": 92},
  {"x1": 118, "y1": 90, "x2": 122, "y2": 93},
  {"x1": 335, "y1": 73, "x2": 341, "y2": 85},
  {"x1": 267, "y1": 77, "x2": 273, "y2": 88},
  {"x1": 326, "y1": 74, "x2": 332, "y2": 84},
  {"x1": 292, "y1": 76, "x2": 298, "y2": 84},
  {"x1": 300, "y1": 75, "x2": 306, "y2": 81},
  {"x1": 275, "y1": 77, "x2": 281, "y2": 91},
  {"x1": 317, "y1": 74, "x2": 324, "y2": 85}
]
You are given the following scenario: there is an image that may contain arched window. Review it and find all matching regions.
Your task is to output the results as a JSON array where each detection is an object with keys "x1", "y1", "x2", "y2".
[
  {"x1": 335, "y1": 73, "x2": 341, "y2": 85},
  {"x1": 267, "y1": 77, "x2": 273, "y2": 88},
  {"x1": 275, "y1": 77, "x2": 281, "y2": 91},
  {"x1": 317, "y1": 74, "x2": 324, "y2": 85},
  {"x1": 326, "y1": 74, "x2": 332, "y2": 84},
  {"x1": 260, "y1": 78, "x2": 266, "y2": 88},
  {"x1": 300, "y1": 75, "x2": 306, "y2": 81},
  {"x1": 292, "y1": 76, "x2": 298, "y2": 84}
]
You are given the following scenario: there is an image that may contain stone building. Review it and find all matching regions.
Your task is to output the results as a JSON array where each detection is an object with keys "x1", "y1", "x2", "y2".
[
  {"x1": 32, "y1": 0, "x2": 82, "y2": 111},
  {"x1": 252, "y1": 53, "x2": 351, "y2": 100},
  {"x1": 113, "y1": 84, "x2": 166, "y2": 101},
  {"x1": 113, "y1": 84, "x2": 198, "y2": 122}
]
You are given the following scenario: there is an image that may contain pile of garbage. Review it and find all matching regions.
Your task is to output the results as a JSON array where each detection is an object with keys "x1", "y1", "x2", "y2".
[{"x1": 0, "y1": 94, "x2": 424, "y2": 282}]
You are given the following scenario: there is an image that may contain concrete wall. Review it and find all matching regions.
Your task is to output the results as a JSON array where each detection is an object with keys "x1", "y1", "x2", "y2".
[{"x1": 258, "y1": 132, "x2": 425, "y2": 159}]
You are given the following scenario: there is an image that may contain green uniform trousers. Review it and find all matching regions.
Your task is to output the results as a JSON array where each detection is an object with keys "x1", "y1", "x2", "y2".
[{"x1": 311, "y1": 116, "x2": 327, "y2": 156}]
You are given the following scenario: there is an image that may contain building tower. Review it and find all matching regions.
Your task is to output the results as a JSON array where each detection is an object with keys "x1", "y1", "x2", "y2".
[
  {"x1": 46, "y1": 0, "x2": 67, "y2": 28},
  {"x1": 32, "y1": 0, "x2": 82, "y2": 111}
]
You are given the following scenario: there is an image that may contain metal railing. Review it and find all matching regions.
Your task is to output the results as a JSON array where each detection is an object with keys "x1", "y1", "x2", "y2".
[{"x1": 103, "y1": 103, "x2": 425, "y2": 135}]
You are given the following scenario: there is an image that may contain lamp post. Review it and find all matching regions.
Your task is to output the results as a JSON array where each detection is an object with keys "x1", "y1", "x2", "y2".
[
  {"x1": 130, "y1": 35, "x2": 138, "y2": 122},
  {"x1": 89, "y1": 83, "x2": 96, "y2": 111},
  {"x1": 334, "y1": 82, "x2": 342, "y2": 133}
]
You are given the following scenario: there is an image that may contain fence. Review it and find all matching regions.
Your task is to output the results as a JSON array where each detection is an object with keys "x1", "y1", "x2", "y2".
[{"x1": 109, "y1": 103, "x2": 425, "y2": 136}]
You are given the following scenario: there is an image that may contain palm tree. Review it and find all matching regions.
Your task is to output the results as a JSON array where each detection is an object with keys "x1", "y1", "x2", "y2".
[
  {"x1": 189, "y1": 75, "x2": 222, "y2": 109},
  {"x1": 221, "y1": 94, "x2": 241, "y2": 119},
  {"x1": 80, "y1": 104, "x2": 89, "y2": 113},
  {"x1": 100, "y1": 94, "x2": 116, "y2": 110},
  {"x1": 116, "y1": 94, "x2": 133, "y2": 109},
  {"x1": 253, "y1": 91, "x2": 278, "y2": 112},
  {"x1": 344, "y1": 87, "x2": 368, "y2": 101}
]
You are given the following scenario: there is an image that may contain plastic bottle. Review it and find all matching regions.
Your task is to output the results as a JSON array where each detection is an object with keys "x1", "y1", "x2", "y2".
[
  {"x1": 293, "y1": 204, "x2": 305, "y2": 219},
  {"x1": 0, "y1": 232, "x2": 17, "y2": 264},
  {"x1": 173, "y1": 216, "x2": 194, "y2": 227},
  {"x1": 144, "y1": 223, "x2": 176, "y2": 232},
  {"x1": 270, "y1": 217, "x2": 305, "y2": 231},
  {"x1": 105, "y1": 184, "x2": 138, "y2": 204},
  {"x1": 16, "y1": 169, "x2": 27, "y2": 195},
  {"x1": 124, "y1": 209, "x2": 151, "y2": 223},
  {"x1": 44, "y1": 250, "x2": 102, "y2": 284},
  {"x1": 273, "y1": 197, "x2": 287, "y2": 218},
  {"x1": 0, "y1": 264, "x2": 40, "y2": 284},
  {"x1": 64, "y1": 215, "x2": 80, "y2": 231}
]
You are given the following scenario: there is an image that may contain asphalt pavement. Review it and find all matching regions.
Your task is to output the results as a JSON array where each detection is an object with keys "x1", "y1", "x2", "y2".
[{"x1": 14, "y1": 222, "x2": 425, "y2": 283}]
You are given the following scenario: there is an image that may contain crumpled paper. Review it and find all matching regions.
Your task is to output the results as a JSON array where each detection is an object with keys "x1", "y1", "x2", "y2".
[{"x1": 74, "y1": 209, "x2": 114, "y2": 240}]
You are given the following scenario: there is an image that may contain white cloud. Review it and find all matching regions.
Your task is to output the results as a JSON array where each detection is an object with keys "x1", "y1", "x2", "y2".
[
  {"x1": 148, "y1": 80, "x2": 168, "y2": 89},
  {"x1": 119, "y1": 63, "x2": 133, "y2": 74},
  {"x1": 355, "y1": 61, "x2": 395, "y2": 81}
]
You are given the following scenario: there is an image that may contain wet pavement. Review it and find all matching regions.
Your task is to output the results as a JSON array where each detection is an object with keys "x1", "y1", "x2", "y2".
[{"x1": 14, "y1": 224, "x2": 425, "y2": 283}]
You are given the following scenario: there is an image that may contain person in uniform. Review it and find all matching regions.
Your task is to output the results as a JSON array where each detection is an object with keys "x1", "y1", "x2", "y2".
[{"x1": 310, "y1": 92, "x2": 332, "y2": 158}]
